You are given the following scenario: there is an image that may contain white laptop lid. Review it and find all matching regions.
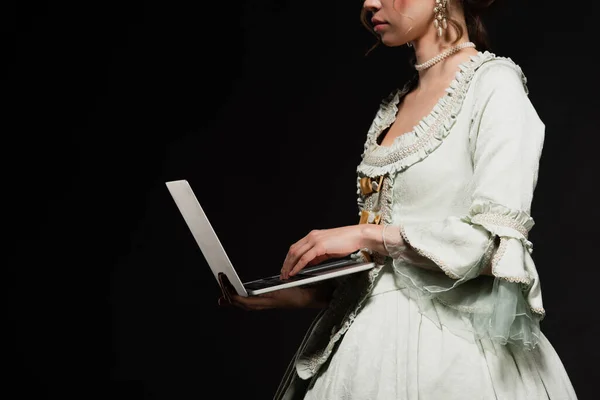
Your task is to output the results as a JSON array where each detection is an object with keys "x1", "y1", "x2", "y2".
[
  {"x1": 165, "y1": 179, "x2": 249, "y2": 297},
  {"x1": 166, "y1": 179, "x2": 377, "y2": 298}
]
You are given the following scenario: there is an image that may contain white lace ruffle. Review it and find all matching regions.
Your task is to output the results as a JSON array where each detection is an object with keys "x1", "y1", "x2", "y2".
[
  {"x1": 462, "y1": 198, "x2": 543, "y2": 310},
  {"x1": 465, "y1": 198, "x2": 535, "y2": 242},
  {"x1": 295, "y1": 264, "x2": 385, "y2": 379},
  {"x1": 356, "y1": 51, "x2": 528, "y2": 179},
  {"x1": 285, "y1": 52, "x2": 536, "y2": 385},
  {"x1": 356, "y1": 52, "x2": 489, "y2": 177},
  {"x1": 295, "y1": 176, "x2": 396, "y2": 379},
  {"x1": 392, "y1": 201, "x2": 546, "y2": 351},
  {"x1": 400, "y1": 199, "x2": 545, "y2": 318}
]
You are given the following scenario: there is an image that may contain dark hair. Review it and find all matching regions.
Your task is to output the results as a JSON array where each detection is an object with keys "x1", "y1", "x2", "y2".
[
  {"x1": 360, "y1": 0, "x2": 497, "y2": 54},
  {"x1": 452, "y1": 0, "x2": 496, "y2": 50}
]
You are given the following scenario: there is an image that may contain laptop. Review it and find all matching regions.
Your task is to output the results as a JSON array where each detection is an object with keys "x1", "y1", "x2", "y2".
[{"x1": 165, "y1": 179, "x2": 375, "y2": 297}]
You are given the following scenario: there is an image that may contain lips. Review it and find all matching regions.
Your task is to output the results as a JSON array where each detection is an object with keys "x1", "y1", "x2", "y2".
[
  {"x1": 372, "y1": 19, "x2": 388, "y2": 32},
  {"x1": 371, "y1": 18, "x2": 387, "y2": 27}
]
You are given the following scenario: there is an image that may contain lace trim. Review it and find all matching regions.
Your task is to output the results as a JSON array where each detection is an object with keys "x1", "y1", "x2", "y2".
[
  {"x1": 297, "y1": 176, "x2": 395, "y2": 377},
  {"x1": 489, "y1": 238, "x2": 543, "y2": 316},
  {"x1": 398, "y1": 224, "x2": 461, "y2": 280},
  {"x1": 379, "y1": 176, "x2": 393, "y2": 226},
  {"x1": 372, "y1": 175, "x2": 394, "y2": 265},
  {"x1": 398, "y1": 223, "x2": 545, "y2": 316},
  {"x1": 530, "y1": 306, "x2": 546, "y2": 315},
  {"x1": 364, "y1": 194, "x2": 376, "y2": 214},
  {"x1": 490, "y1": 237, "x2": 531, "y2": 285},
  {"x1": 361, "y1": 87, "x2": 458, "y2": 167},
  {"x1": 300, "y1": 265, "x2": 385, "y2": 376},
  {"x1": 356, "y1": 51, "x2": 499, "y2": 178},
  {"x1": 471, "y1": 213, "x2": 530, "y2": 238},
  {"x1": 272, "y1": 309, "x2": 327, "y2": 400},
  {"x1": 435, "y1": 295, "x2": 492, "y2": 314},
  {"x1": 491, "y1": 237, "x2": 508, "y2": 273},
  {"x1": 480, "y1": 234, "x2": 497, "y2": 274}
]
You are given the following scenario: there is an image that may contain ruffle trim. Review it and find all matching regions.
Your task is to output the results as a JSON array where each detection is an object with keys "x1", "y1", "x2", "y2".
[
  {"x1": 463, "y1": 198, "x2": 535, "y2": 243},
  {"x1": 399, "y1": 200, "x2": 545, "y2": 316},
  {"x1": 462, "y1": 200, "x2": 543, "y2": 297},
  {"x1": 399, "y1": 223, "x2": 463, "y2": 280},
  {"x1": 357, "y1": 51, "x2": 496, "y2": 178},
  {"x1": 390, "y1": 260, "x2": 544, "y2": 352},
  {"x1": 294, "y1": 265, "x2": 385, "y2": 379},
  {"x1": 295, "y1": 177, "x2": 396, "y2": 379},
  {"x1": 393, "y1": 201, "x2": 545, "y2": 350},
  {"x1": 356, "y1": 51, "x2": 528, "y2": 178}
]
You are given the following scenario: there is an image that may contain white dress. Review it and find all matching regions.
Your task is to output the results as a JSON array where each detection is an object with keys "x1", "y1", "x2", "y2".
[{"x1": 274, "y1": 51, "x2": 578, "y2": 400}]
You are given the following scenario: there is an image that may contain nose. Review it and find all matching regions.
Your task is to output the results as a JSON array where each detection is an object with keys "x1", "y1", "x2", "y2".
[{"x1": 363, "y1": 0, "x2": 381, "y2": 12}]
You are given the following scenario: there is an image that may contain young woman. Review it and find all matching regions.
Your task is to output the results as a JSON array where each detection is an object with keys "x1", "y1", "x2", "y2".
[{"x1": 221, "y1": 0, "x2": 578, "y2": 398}]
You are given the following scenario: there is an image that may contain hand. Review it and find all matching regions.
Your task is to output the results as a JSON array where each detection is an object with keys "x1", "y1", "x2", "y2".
[
  {"x1": 218, "y1": 285, "x2": 331, "y2": 311},
  {"x1": 280, "y1": 225, "x2": 365, "y2": 280}
]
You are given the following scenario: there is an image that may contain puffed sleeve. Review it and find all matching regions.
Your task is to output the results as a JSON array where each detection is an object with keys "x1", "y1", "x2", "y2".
[{"x1": 390, "y1": 62, "x2": 546, "y2": 350}]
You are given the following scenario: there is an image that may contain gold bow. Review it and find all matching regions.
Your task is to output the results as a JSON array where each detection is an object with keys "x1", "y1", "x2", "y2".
[
  {"x1": 359, "y1": 176, "x2": 384, "y2": 196},
  {"x1": 357, "y1": 175, "x2": 385, "y2": 262},
  {"x1": 359, "y1": 210, "x2": 381, "y2": 225}
]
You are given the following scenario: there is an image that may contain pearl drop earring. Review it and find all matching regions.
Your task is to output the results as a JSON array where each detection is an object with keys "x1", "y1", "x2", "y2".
[{"x1": 434, "y1": 0, "x2": 448, "y2": 38}]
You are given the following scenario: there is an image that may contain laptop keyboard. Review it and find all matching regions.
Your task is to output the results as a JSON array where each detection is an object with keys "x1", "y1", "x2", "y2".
[
  {"x1": 243, "y1": 274, "x2": 310, "y2": 290},
  {"x1": 242, "y1": 259, "x2": 358, "y2": 291}
]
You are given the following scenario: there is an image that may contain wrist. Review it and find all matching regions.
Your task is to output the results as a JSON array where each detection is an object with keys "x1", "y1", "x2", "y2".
[
  {"x1": 358, "y1": 223, "x2": 407, "y2": 258},
  {"x1": 359, "y1": 223, "x2": 386, "y2": 254}
]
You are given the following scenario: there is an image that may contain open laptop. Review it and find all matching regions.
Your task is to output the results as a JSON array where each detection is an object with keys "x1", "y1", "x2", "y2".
[{"x1": 165, "y1": 179, "x2": 375, "y2": 297}]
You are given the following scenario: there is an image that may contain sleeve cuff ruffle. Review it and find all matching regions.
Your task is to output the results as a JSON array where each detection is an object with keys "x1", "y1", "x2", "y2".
[
  {"x1": 464, "y1": 198, "x2": 534, "y2": 245},
  {"x1": 396, "y1": 200, "x2": 545, "y2": 351},
  {"x1": 463, "y1": 199, "x2": 544, "y2": 316}
]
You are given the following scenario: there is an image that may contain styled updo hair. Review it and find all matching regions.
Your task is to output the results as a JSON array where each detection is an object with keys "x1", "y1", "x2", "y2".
[
  {"x1": 450, "y1": 0, "x2": 496, "y2": 50},
  {"x1": 360, "y1": 0, "x2": 497, "y2": 53}
]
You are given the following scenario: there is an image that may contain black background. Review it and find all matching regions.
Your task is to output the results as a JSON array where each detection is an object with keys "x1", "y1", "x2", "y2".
[{"x1": 5, "y1": 1, "x2": 598, "y2": 399}]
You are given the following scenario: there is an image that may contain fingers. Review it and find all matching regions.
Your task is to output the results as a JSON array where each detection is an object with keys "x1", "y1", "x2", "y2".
[
  {"x1": 218, "y1": 296, "x2": 227, "y2": 306},
  {"x1": 281, "y1": 230, "x2": 335, "y2": 280},
  {"x1": 218, "y1": 272, "x2": 236, "y2": 303},
  {"x1": 230, "y1": 293, "x2": 277, "y2": 311},
  {"x1": 281, "y1": 237, "x2": 313, "y2": 279},
  {"x1": 217, "y1": 274, "x2": 279, "y2": 311},
  {"x1": 289, "y1": 246, "x2": 322, "y2": 277}
]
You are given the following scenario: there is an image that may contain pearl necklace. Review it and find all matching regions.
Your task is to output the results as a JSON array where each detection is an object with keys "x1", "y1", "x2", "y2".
[{"x1": 414, "y1": 41, "x2": 476, "y2": 71}]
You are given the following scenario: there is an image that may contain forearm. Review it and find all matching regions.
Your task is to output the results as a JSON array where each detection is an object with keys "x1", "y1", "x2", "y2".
[
  {"x1": 359, "y1": 223, "x2": 418, "y2": 261},
  {"x1": 304, "y1": 279, "x2": 337, "y2": 309},
  {"x1": 359, "y1": 224, "x2": 494, "y2": 277}
]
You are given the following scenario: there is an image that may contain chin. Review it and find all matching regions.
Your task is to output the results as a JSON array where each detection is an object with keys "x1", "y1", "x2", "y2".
[
  {"x1": 380, "y1": 36, "x2": 405, "y2": 47},
  {"x1": 377, "y1": 31, "x2": 408, "y2": 47}
]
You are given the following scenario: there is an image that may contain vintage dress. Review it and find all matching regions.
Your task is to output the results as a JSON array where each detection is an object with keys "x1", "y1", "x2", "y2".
[{"x1": 274, "y1": 51, "x2": 578, "y2": 399}]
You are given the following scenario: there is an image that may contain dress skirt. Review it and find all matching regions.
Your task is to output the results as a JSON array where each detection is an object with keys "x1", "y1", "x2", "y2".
[{"x1": 298, "y1": 267, "x2": 578, "y2": 400}]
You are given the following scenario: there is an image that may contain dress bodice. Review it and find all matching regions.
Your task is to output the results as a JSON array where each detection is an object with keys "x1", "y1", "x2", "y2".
[{"x1": 292, "y1": 51, "x2": 547, "y2": 381}]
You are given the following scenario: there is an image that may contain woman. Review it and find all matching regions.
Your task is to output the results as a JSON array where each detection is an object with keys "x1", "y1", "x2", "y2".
[{"x1": 220, "y1": 0, "x2": 578, "y2": 398}]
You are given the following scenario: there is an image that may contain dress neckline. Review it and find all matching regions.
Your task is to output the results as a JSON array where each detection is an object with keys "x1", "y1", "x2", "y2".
[
  {"x1": 356, "y1": 50, "x2": 500, "y2": 178},
  {"x1": 375, "y1": 50, "x2": 485, "y2": 150}
]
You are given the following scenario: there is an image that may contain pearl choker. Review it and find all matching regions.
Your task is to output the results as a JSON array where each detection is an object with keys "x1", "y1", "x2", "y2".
[{"x1": 414, "y1": 42, "x2": 476, "y2": 71}]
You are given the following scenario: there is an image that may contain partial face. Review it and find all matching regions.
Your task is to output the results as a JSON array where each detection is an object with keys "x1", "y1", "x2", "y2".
[{"x1": 363, "y1": 0, "x2": 434, "y2": 46}]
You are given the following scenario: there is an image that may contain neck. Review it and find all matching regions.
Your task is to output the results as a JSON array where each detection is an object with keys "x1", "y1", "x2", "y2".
[
  {"x1": 410, "y1": 33, "x2": 478, "y2": 90},
  {"x1": 409, "y1": 2, "x2": 475, "y2": 84},
  {"x1": 411, "y1": 30, "x2": 457, "y2": 68}
]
